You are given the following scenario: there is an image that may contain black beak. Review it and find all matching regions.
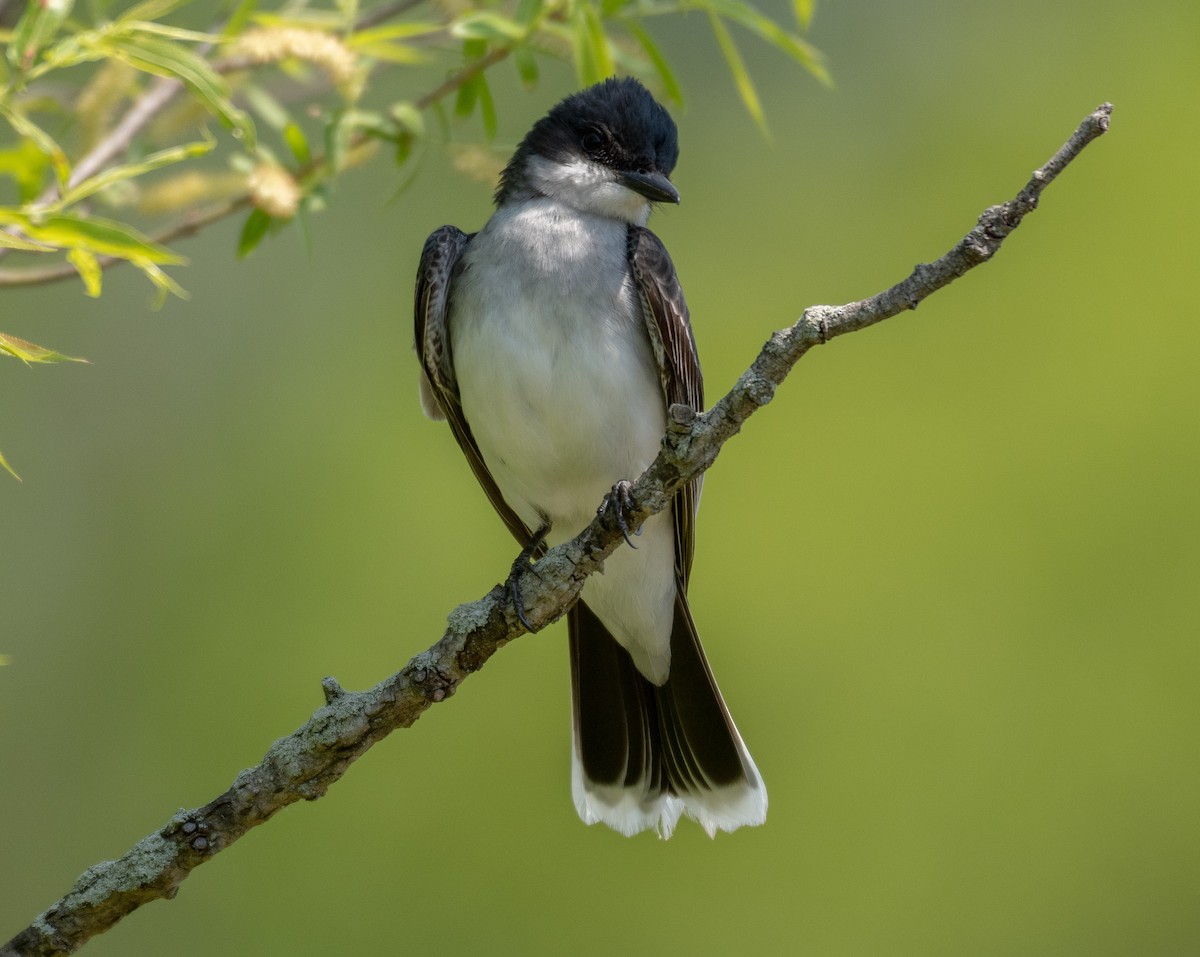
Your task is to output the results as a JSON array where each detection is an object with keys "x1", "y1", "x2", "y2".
[{"x1": 621, "y1": 169, "x2": 680, "y2": 204}]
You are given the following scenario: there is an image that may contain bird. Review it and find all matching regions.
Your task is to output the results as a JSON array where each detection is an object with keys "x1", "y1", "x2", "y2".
[{"x1": 414, "y1": 76, "x2": 766, "y2": 838}]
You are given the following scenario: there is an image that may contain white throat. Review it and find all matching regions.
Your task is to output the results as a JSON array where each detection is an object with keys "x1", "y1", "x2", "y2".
[{"x1": 523, "y1": 155, "x2": 652, "y2": 225}]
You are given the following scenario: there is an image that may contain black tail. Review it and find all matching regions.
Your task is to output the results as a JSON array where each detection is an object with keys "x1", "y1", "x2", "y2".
[{"x1": 568, "y1": 590, "x2": 767, "y2": 837}]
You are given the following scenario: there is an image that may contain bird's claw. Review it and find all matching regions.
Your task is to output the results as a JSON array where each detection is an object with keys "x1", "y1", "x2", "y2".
[
  {"x1": 598, "y1": 480, "x2": 639, "y2": 549},
  {"x1": 508, "y1": 522, "x2": 550, "y2": 631}
]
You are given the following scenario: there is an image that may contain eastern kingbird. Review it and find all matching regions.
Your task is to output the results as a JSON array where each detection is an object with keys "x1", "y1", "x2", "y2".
[{"x1": 414, "y1": 77, "x2": 766, "y2": 838}]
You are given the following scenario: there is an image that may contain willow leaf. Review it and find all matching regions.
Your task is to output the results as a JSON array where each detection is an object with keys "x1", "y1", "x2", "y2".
[
  {"x1": 238, "y1": 208, "x2": 272, "y2": 258},
  {"x1": 706, "y1": 10, "x2": 767, "y2": 135},
  {"x1": 0, "y1": 448, "x2": 18, "y2": 482},
  {"x1": 622, "y1": 19, "x2": 683, "y2": 105},
  {"x1": 7, "y1": 0, "x2": 74, "y2": 71},
  {"x1": 97, "y1": 33, "x2": 256, "y2": 148},
  {"x1": 0, "y1": 210, "x2": 186, "y2": 265},
  {"x1": 451, "y1": 11, "x2": 529, "y2": 41},
  {"x1": 68, "y1": 248, "x2": 102, "y2": 297},
  {"x1": 581, "y1": 2, "x2": 615, "y2": 80},
  {"x1": 477, "y1": 69, "x2": 497, "y2": 141},
  {"x1": 0, "y1": 230, "x2": 53, "y2": 252},
  {"x1": 114, "y1": 0, "x2": 190, "y2": 25},
  {"x1": 53, "y1": 134, "x2": 215, "y2": 210},
  {"x1": 0, "y1": 331, "x2": 86, "y2": 364},
  {"x1": 707, "y1": 0, "x2": 829, "y2": 84},
  {"x1": 0, "y1": 103, "x2": 70, "y2": 190},
  {"x1": 513, "y1": 43, "x2": 539, "y2": 87}
]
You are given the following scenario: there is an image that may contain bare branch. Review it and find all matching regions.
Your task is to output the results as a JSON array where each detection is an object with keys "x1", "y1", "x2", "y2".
[{"x1": 0, "y1": 103, "x2": 1110, "y2": 957}]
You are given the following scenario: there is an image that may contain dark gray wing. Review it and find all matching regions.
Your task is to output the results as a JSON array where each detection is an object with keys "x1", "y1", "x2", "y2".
[
  {"x1": 415, "y1": 225, "x2": 532, "y2": 546},
  {"x1": 627, "y1": 225, "x2": 704, "y2": 587}
]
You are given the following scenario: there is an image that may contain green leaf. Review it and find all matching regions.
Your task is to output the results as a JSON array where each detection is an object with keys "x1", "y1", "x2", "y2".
[
  {"x1": 0, "y1": 138, "x2": 49, "y2": 203},
  {"x1": 0, "y1": 211, "x2": 187, "y2": 297},
  {"x1": 350, "y1": 39, "x2": 428, "y2": 65},
  {"x1": 513, "y1": 43, "x2": 539, "y2": 87},
  {"x1": 222, "y1": 0, "x2": 260, "y2": 38},
  {"x1": 707, "y1": 0, "x2": 830, "y2": 85},
  {"x1": 570, "y1": 3, "x2": 607, "y2": 86},
  {"x1": 282, "y1": 122, "x2": 311, "y2": 165},
  {"x1": 453, "y1": 36, "x2": 488, "y2": 119},
  {"x1": 389, "y1": 102, "x2": 424, "y2": 137},
  {"x1": 477, "y1": 70, "x2": 497, "y2": 141},
  {"x1": 580, "y1": 2, "x2": 615, "y2": 81},
  {"x1": 7, "y1": 0, "x2": 74, "y2": 71},
  {"x1": 96, "y1": 33, "x2": 256, "y2": 148},
  {"x1": 0, "y1": 103, "x2": 70, "y2": 190},
  {"x1": 381, "y1": 105, "x2": 422, "y2": 164},
  {"x1": 114, "y1": 0, "x2": 189, "y2": 25},
  {"x1": 622, "y1": 19, "x2": 683, "y2": 106},
  {"x1": 706, "y1": 10, "x2": 767, "y2": 136},
  {"x1": 568, "y1": 9, "x2": 591, "y2": 86},
  {"x1": 0, "y1": 229, "x2": 53, "y2": 252},
  {"x1": 251, "y1": 10, "x2": 344, "y2": 30},
  {"x1": 324, "y1": 109, "x2": 355, "y2": 175},
  {"x1": 52, "y1": 134, "x2": 215, "y2": 210},
  {"x1": 121, "y1": 21, "x2": 218, "y2": 43},
  {"x1": 242, "y1": 83, "x2": 291, "y2": 130},
  {"x1": 0, "y1": 448, "x2": 19, "y2": 482},
  {"x1": 68, "y1": 248, "x2": 102, "y2": 296},
  {"x1": 0, "y1": 331, "x2": 86, "y2": 364},
  {"x1": 348, "y1": 20, "x2": 441, "y2": 63},
  {"x1": 236, "y1": 207, "x2": 270, "y2": 258},
  {"x1": 137, "y1": 260, "x2": 188, "y2": 302},
  {"x1": 793, "y1": 0, "x2": 814, "y2": 28},
  {"x1": 0, "y1": 210, "x2": 186, "y2": 265},
  {"x1": 455, "y1": 74, "x2": 480, "y2": 120},
  {"x1": 515, "y1": 0, "x2": 543, "y2": 27},
  {"x1": 345, "y1": 23, "x2": 445, "y2": 44},
  {"x1": 451, "y1": 11, "x2": 530, "y2": 42}
]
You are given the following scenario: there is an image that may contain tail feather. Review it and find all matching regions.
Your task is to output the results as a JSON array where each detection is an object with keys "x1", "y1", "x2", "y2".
[{"x1": 569, "y1": 591, "x2": 767, "y2": 838}]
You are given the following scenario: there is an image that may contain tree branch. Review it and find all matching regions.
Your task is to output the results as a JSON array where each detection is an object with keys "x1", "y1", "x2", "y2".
[{"x1": 0, "y1": 102, "x2": 1111, "y2": 957}]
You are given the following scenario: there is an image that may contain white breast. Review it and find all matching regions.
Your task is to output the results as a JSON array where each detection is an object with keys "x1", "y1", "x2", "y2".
[
  {"x1": 449, "y1": 198, "x2": 676, "y2": 682},
  {"x1": 451, "y1": 199, "x2": 667, "y2": 530}
]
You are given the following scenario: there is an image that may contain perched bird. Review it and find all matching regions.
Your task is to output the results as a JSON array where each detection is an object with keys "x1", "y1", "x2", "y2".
[{"x1": 414, "y1": 76, "x2": 766, "y2": 838}]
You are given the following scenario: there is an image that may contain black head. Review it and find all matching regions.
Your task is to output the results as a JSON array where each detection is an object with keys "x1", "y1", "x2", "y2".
[{"x1": 495, "y1": 77, "x2": 680, "y2": 218}]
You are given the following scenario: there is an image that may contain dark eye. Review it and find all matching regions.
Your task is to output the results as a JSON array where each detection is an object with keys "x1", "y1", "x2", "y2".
[{"x1": 581, "y1": 129, "x2": 605, "y2": 155}]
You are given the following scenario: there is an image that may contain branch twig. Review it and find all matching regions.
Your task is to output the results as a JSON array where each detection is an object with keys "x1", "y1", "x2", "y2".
[{"x1": 0, "y1": 103, "x2": 1111, "y2": 957}]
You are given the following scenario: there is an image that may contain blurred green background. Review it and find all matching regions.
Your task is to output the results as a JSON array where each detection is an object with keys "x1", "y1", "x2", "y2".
[{"x1": 3, "y1": 0, "x2": 1198, "y2": 954}]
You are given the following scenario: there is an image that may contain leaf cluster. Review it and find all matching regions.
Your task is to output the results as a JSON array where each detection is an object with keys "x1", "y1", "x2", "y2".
[{"x1": 0, "y1": 0, "x2": 826, "y2": 477}]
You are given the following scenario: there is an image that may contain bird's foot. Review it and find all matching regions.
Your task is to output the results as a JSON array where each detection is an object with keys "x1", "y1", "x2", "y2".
[
  {"x1": 508, "y1": 522, "x2": 550, "y2": 632},
  {"x1": 598, "y1": 480, "x2": 640, "y2": 549}
]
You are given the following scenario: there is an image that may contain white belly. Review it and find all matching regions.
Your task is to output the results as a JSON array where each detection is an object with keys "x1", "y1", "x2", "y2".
[{"x1": 450, "y1": 200, "x2": 677, "y2": 683}]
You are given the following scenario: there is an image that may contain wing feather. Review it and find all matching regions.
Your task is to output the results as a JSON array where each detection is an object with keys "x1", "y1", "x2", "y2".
[
  {"x1": 415, "y1": 226, "x2": 533, "y2": 546},
  {"x1": 627, "y1": 226, "x2": 704, "y2": 587}
]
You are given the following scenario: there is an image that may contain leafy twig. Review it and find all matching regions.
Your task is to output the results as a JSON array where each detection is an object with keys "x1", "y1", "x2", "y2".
[
  {"x1": 0, "y1": 0, "x2": 444, "y2": 268},
  {"x1": 0, "y1": 44, "x2": 512, "y2": 289},
  {"x1": 0, "y1": 102, "x2": 1111, "y2": 957}
]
